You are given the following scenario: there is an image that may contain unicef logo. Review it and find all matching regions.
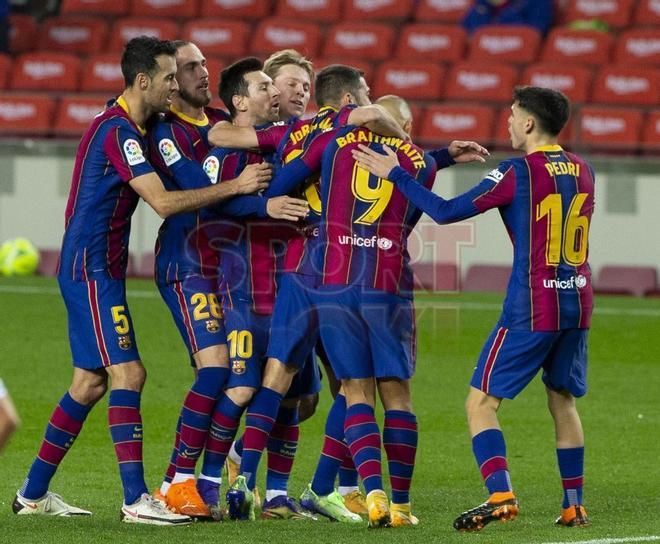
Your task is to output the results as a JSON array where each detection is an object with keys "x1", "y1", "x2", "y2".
[
  {"x1": 377, "y1": 237, "x2": 393, "y2": 250},
  {"x1": 575, "y1": 274, "x2": 587, "y2": 289}
]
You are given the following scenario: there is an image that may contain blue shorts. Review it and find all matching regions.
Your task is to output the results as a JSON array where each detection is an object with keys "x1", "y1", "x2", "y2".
[
  {"x1": 158, "y1": 276, "x2": 226, "y2": 365},
  {"x1": 267, "y1": 273, "x2": 320, "y2": 369},
  {"x1": 58, "y1": 277, "x2": 140, "y2": 369},
  {"x1": 287, "y1": 353, "x2": 322, "y2": 397},
  {"x1": 471, "y1": 323, "x2": 589, "y2": 399},
  {"x1": 316, "y1": 285, "x2": 416, "y2": 380}
]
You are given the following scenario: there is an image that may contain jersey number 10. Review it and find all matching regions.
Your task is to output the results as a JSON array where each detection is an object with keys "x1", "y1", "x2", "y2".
[{"x1": 536, "y1": 193, "x2": 589, "y2": 267}]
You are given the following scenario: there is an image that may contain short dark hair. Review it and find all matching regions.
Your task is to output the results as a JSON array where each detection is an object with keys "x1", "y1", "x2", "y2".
[
  {"x1": 513, "y1": 86, "x2": 570, "y2": 136},
  {"x1": 219, "y1": 57, "x2": 264, "y2": 118},
  {"x1": 121, "y1": 36, "x2": 177, "y2": 87},
  {"x1": 314, "y1": 64, "x2": 362, "y2": 107}
]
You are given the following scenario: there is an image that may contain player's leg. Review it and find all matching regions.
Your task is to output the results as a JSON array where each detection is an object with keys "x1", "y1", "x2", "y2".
[{"x1": 543, "y1": 328, "x2": 589, "y2": 527}]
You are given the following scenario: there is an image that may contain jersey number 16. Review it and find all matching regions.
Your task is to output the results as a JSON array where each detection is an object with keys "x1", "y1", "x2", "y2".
[{"x1": 536, "y1": 193, "x2": 590, "y2": 267}]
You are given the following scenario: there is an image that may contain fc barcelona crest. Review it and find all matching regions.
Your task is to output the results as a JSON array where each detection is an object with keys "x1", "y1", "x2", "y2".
[
  {"x1": 206, "y1": 319, "x2": 220, "y2": 333},
  {"x1": 232, "y1": 360, "x2": 246, "y2": 375},
  {"x1": 118, "y1": 335, "x2": 132, "y2": 351}
]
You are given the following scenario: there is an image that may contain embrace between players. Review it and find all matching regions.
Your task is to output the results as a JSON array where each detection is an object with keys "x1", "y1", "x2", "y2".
[{"x1": 12, "y1": 36, "x2": 594, "y2": 532}]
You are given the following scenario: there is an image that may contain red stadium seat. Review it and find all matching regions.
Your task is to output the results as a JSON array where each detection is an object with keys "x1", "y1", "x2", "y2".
[
  {"x1": 9, "y1": 14, "x2": 38, "y2": 54},
  {"x1": 181, "y1": 20, "x2": 249, "y2": 58},
  {"x1": 313, "y1": 58, "x2": 374, "y2": 85},
  {"x1": 412, "y1": 262, "x2": 459, "y2": 292},
  {"x1": 81, "y1": 53, "x2": 123, "y2": 94},
  {"x1": 199, "y1": 0, "x2": 272, "y2": 19},
  {"x1": 0, "y1": 93, "x2": 55, "y2": 135},
  {"x1": 445, "y1": 62, "x2": 518, "y2": 103},
  {"x1": 130, "y1": 0, "x2": 199, "y2": 18},
  {"x1": 633, "y1": 0, "x2": 660, "y2": 26},
  {"x1": 396, "y1": 24, "x2": 466, "y2": 63},
  {"x1": 591, "y1": 66, "x2": 659, "y2": 107},
  {"x1": 595, "y1": 266, "x2": 657, "y2": 297},
  {"x1": 468, "y1": 25, "x2": 542, "y2": 64},
  {"x1": 642, "y1": 110, "x2": 660, "y2": 151},
  {"x1": 462, "y1": 264, "x2": 512, "y2": 293},
  {"x1": 38, "y1": 16, "x2": 109, "y2": 55},
  {"x1": 419, "y1": 104, "x2": 495, "y2": 146},
  {"x1": 323, "y1": 22, "x2": 394, "y2": 61},
  {"x1": 414, "y1": 0, "x2": 471, "y2": 23},
  {"x1": 577, "y1": 106, "x2": 643, "y2": 150},
  {"x1": 60, "y1": 0, "x2": 129, "y2": 16},
  {"x1": 564, "y1": 0, "x2": 635, "y2": 29},
  {"x1": 275, "y1": 0, "x2": 341, "y2": 22},
  {"x1": 344, "y1": 0, "x2": 414, "y2": 21},
  {"x1": 614, "y1": 29, "x2": 660, "y2": 67},
  {"x1": 252, "y1": 18, "x2": 322, "y2": 58},
  {"x1": 541, "y1": 28, "x2": 613, "y2": 66},
  {"x1": 493, "y1": 106, "x2": 574, "y2": 147},
  {"x1": 108, "y1": 18, "x2": 180, "y2": 53},
  {"x1": 0, "y1": 55, "x2": 10, "y2": 90},
  {"x1": 205, "y1": 56, "x2": 227, "y2": 94},
  {"x1": 37, "y1": 249, "x2": 60, "y2": 276},
  {"x1": 54, "y1": 94, "x2": 106, "y2": 137},
  {"x1": 521, "y1": 63, "x2": 592, "y2": 103},
  {"x1": 11, "y1": 53, "x2": 82, "y2": 92},
  {"x1": 374, "y1": 61, "x2": 444, "y2": 101}
]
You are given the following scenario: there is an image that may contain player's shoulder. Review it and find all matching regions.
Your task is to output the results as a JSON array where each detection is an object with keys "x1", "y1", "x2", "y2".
[{"x1": 205, "y1": 106, "x2": 231, "y2": 124}]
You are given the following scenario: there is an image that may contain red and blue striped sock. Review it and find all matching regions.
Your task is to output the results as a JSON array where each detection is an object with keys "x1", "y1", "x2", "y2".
[
  {"x1": 383, "y1": 410, "x2": 418, "y2": 504},
  {"x1": 174, "y1": 367, "x2": 228, "y2": 481},
  {"x1": 344, "y1": 403, "x2": 382, "y2": 494},
  {"x1": 557, "y1": 447, "x2": 584, "y2": 507},
  {"x1": 312, "y1": 393, "x2": 349, "y2": 496},
  {"x1": 233, "y1": 435, "x2": 244, "y2": 458},
  {"x1": 240, "y1": 387, "x2": 283, "y2": 490},
  {"x1": 338, "y1": 454, "x2": 359, "y2": 489},
  {"x1": 108, "y1": 389, "x2": 148, "y2": 505},
  {"x1": 472, "y1": 428, "x2": 513, "y2": 495},
  {"x1": 21, "y1": 392, "x2": 91, "y2": 500},
  {"x1": 200, "y1": 393, "x2": 244, "y2": 480},
  {"x1": 266, "y1": 405, "x2": 299, "y2": 494}
]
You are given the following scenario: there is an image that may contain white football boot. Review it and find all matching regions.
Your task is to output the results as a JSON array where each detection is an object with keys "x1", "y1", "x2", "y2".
[
  {"x1": 13, "y1": 491, "x2": 92, "y2": 516},
  {"x1": 120, "y1": 493, "x2": 192, "y2": 525}
]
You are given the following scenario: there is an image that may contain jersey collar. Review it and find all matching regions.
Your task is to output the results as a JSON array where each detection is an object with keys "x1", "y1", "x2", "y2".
[
  {"x1": 533, "y1": 144, "x2": 563, "y2": 153},
  {"x1": 170, "y1": 105, "x2": 209, "y2": 127},
  {"x1": 116, "y1": 96, "x2": 146, "y2": 136}
]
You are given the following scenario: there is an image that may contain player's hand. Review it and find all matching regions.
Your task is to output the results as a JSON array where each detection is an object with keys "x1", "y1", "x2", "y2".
[
  {"x1": 351, "y1": 144, "x2": 400, "y2": 178},
  {"x1": 235, "y1": 162, "x2": 272, "y2": 194},
  {"x1": 266, "y1": 196, "x2": 309, "y2": 221},
  {"x1": 448, "y1": 140, "x2": 490, "y2": 163}
]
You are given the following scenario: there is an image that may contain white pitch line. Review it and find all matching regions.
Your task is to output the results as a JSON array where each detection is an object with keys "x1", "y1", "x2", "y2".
[
  {"x1": 1, "y1": 284, "x2": 660, "y2": 317},
  {"x1": 540, "y1": 536, "x2": 660, "y2": 544}
]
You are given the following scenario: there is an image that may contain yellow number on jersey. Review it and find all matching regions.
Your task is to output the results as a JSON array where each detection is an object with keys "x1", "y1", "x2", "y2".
[
  {"x1": 284, "y1": 148, "x2": 322, "y2": 215},
  {"x1": 536, "y1": 193, "x2": 590, "y2": 266},
  {"x1": 351, "y1": 162, "x2": 394, "y2": 225},
  {"x1": 190, "y1": 293, "x2": 221, "y2": 321},
  {"x1": 227, "y1": 329, "x2": 253, "y2": 359},
  {"x1": 111, "y1": 305, "x2": 130, "y2": 335}
]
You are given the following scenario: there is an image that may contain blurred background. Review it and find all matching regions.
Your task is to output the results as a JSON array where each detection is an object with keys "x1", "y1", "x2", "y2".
[{"x1": 0, "y1": 0, "x2": 658, "y2": 296}]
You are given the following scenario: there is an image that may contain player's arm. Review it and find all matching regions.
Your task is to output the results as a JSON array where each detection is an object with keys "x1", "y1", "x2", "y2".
[
  {"x1": 347, "y1": 104, "x2": 408, "y2": 140},
  {"x1": 208, "y1": 120, "x2": 259, "y2": 149},
  {"x1": 429, "y1": 140, "x2": 490, "y2": 170},
  {"x1": 218, "y1": 194, "x2": 308, "y2": 221},
  {"x1": 352, "y1": 144, "x2": 514, "y2": 224}
]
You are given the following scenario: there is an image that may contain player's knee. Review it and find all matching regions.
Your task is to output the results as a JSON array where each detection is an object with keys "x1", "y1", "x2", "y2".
[
  {"x1": 298, "y1": 394, "x2": 319, "y2": 422},
  {"x1": 262, "y1": 358, "x2": 296, "y2": 394},
  {"x1": 464, "y1": 388, "x2": 499, "y2": 418},
  {"x1": 225, "y1": 386, "x2": 256, "y2": 407}
]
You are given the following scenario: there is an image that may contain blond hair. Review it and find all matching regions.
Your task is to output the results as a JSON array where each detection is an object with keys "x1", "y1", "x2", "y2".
[{"x1": 263, "y1": 49, "x2": 313, "y2": 81}]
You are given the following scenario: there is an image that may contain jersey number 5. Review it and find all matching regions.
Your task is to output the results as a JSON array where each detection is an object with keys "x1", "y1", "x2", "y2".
[
  {"x1": 351, "y1": 162, "x2": 393, "y2": 225},
  {"x1": 536, "y1": 193, "x2": 589, "y2": 266}
]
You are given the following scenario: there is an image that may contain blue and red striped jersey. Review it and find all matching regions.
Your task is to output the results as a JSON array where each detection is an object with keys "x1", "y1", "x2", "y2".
[
  {"x1": 59, "y1": 97, "x2": 155, "y2": 281},
  {"x1": 148, "y1": 106, "x2": 230, "y2": 286},
  {"x1": 388, "y1": 145, "x2": 595, "y2": 330}
]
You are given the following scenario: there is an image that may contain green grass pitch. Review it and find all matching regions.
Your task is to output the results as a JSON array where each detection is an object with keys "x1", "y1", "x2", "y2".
[{"x1": 0, "y1": 276, "x2": 658, "y2": 544}]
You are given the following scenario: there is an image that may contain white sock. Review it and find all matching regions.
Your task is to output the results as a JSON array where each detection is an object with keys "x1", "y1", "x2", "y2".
[
  {"x1": 171, "y1": 472, "x2": 193, "y2": 485},
  {"x1": 265, "y1": 489, "x2": 287, "y2": 502},
  {"x1": 338, "y1": 486, "x2": 359, "y2": 496},
  {"x1": 159, "y1": 482, "x2": 171, "y2": 496},
  {"x1": 228, "y1": 441, "x2": 241, "y2": 464},
  {"x1": 198, "y1": 474, "x2": 222, "y2": 485}
]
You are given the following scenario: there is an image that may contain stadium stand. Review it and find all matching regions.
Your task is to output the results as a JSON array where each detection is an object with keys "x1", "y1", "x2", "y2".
[
  {"x1": 563, "y1": 0, "x2": 636, "y2": 29},
  {"x1": 54, "y1": 94, "x2": 106, "y2": 136},
  {"x1": 0, "y1": 55, "x2": 10, "y2": 89},
  {"x1": 595, "y1": 265, "x2": 658, "y2": 297},
  {"x1": 614, "y1": 28, "x2": 660, "y2": 66},
  {"x1": 313, "y1": 57, "x2": 374, "y2": 84},
  {"x1": 323, "y1": 22, "x2": 394, "y2": 61},
  {"x1": 0, "y1": 93, "x2": 55, "y2": 135},
  {"x1": 541, "y1": 28, "x2": 613, "y2": 66},
  {"x1": 413, "y1": 0, "x2": 472, "y2": 24},
  {"x1": 590, "y1": 66, "x2": 659, "y2": 107},
  {"x1": 81, "y1": 53, "x2": 123, "y2": 94},
  {"x1": 468, "y1": 24, "x2": 542, "y2": 64},
  {"x1": 373, "y1": 61, "x2": 444, "y2": 101},
  {"x1": 181, "y1": 20, "x2": 249, "y2": 58},
  {"x1": 199, "y1": 0, "x2": 273, "y2": 19},
  {"x1": 577, "y1": 106, "x2": 644, "y2": 150},
  {"x1": 521, "y1": 63, "x2": 592, "y2": 104},
  {"x1": 9, "y1": 13, "x2": 37, "y2": 54},
  {"x1": 419, "y1": 103, "x2": 495, "y2": 146},
  {"x1": 11, "y1": 53, "x2": 81, "y2": 92},
  {"x1": 251, "y1": 18, "x2": 322, "y2": 59},
  {"x1": 445, "y1": 61, "x2": 518, "y2": 103},
  {"x1": 107, "y1": 17, "x2": 180, "y2": 53},
  {"x1": 412, "y1": 262, "x2": 459, "y2": 292},
  {"x1": 396, "y1": 23, "x2": 467, "y2": 63},
  {"x1": 205, "y1": 56, "x2": 226, "y2": 91},
  {"x1": 38, "y1": 16, "x2": 109, "y2": 56},
  {"x1": 59, "y1": 0, "x2": 129, "y2": 16},
  {"x1": 344, "y1": 0, "x2": 414, "y2": 22},
  {"x1": 275, "y1": 0, "x2": 342, "y2": 22},
  {"x1": 642, "y1": 110, "x2": 660, "y2": 151},
  {"x1": 633, "y1": 0, "x2": 660, "y2": 26},
  {"x1": 462, "y1": 264, "x2": 512, "y2": 293},
  {"x1": 129, "y1": 0, "x2": 199, "y2": 18},
  {"x1": 36, "y1": 249, "x2": 60, "y2": 276}
]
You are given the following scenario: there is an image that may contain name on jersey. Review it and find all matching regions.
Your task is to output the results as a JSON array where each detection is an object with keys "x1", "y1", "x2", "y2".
[
  {"x1": 123, "y1": 139, "x2": 146, "y2": 166},
  {"x1": 544, "y1": 160, "x2": 580, "y2": 177},
  {"x1": 336, "y1": 132, "x2": 426, "y2": 169},
  {"x1": 338, "y1": 234, "x2": 393, "y2": 250},
  {"x1": 543, "y1": 274, "x2": 587, "y2": 290},
  {"x1": 289, "y1": 117, "x2": 333, "y2": 145}
]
